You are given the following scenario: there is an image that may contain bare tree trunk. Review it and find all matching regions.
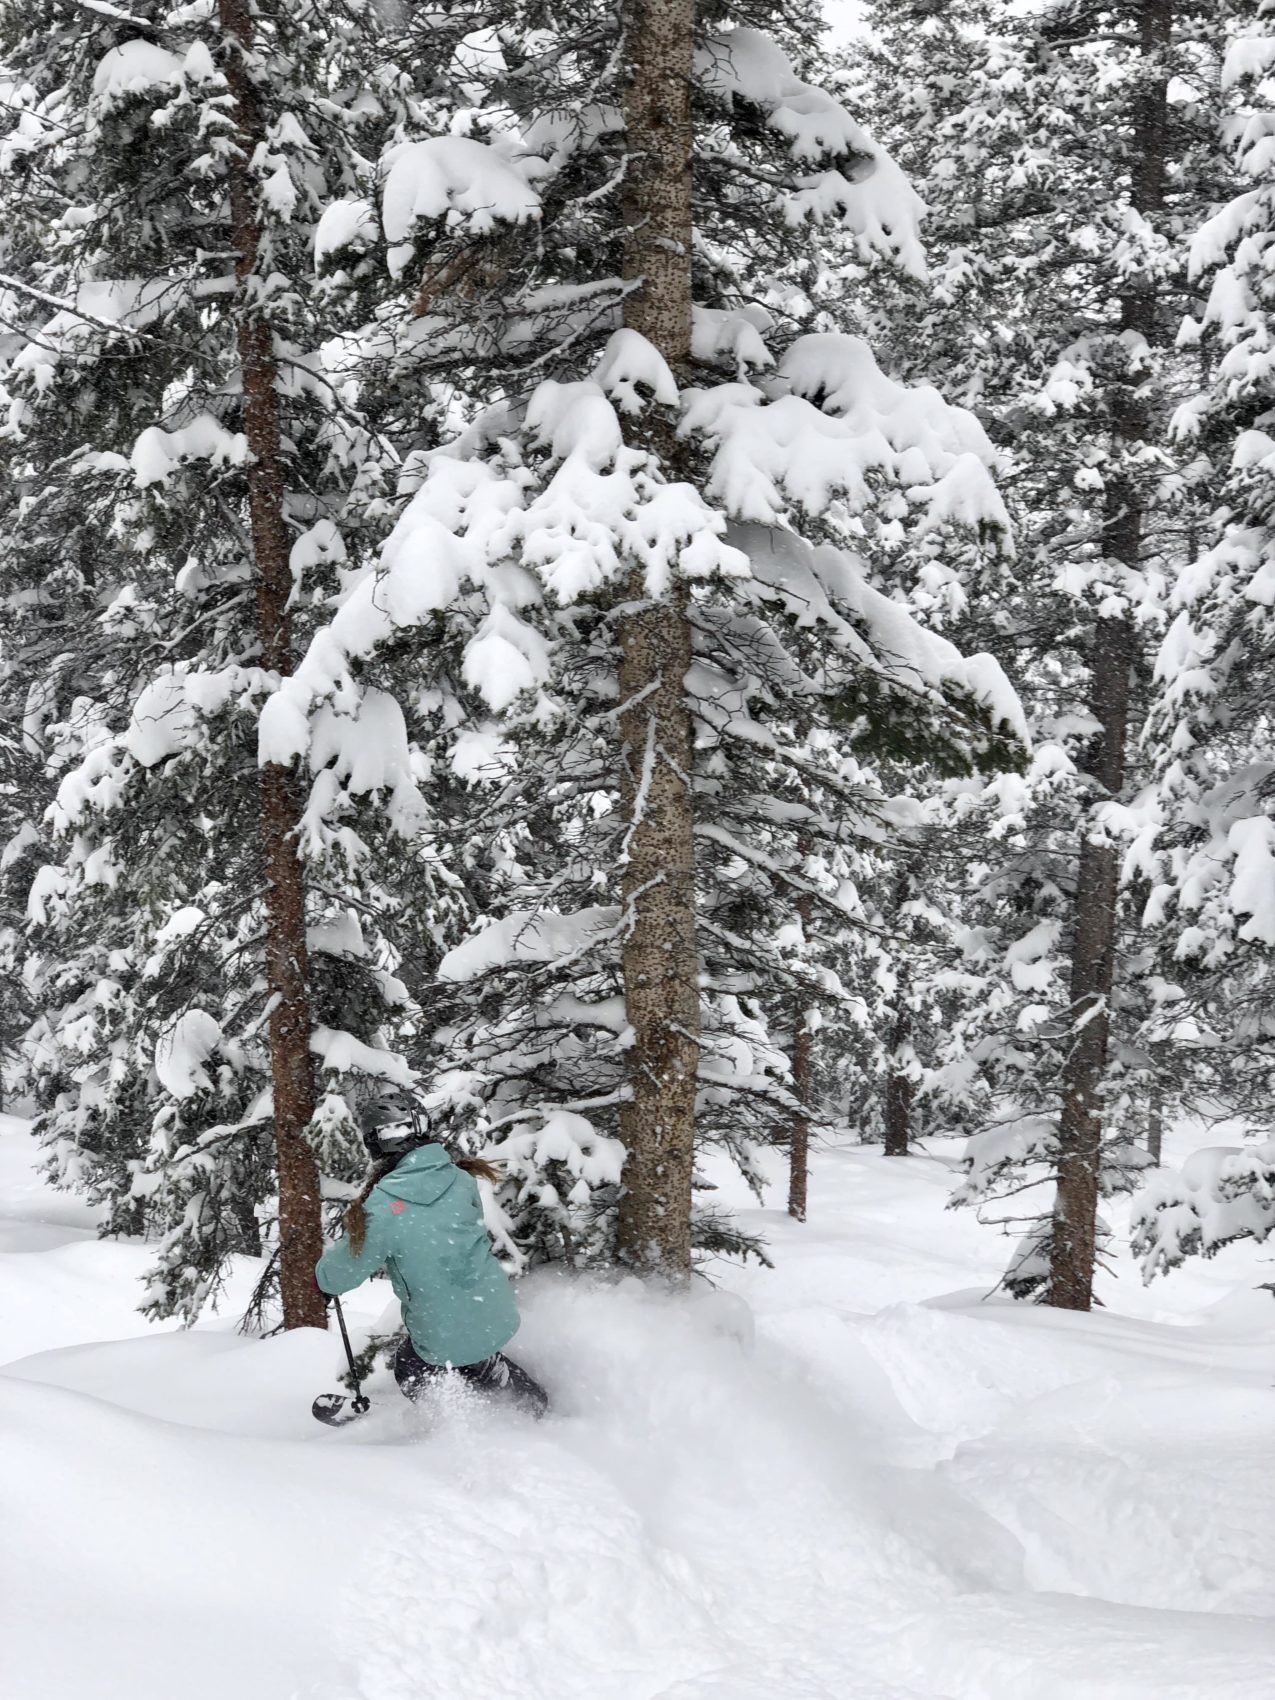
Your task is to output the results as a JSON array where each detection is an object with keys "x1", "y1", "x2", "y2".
[
  {"x1": 1051, "y1": 625, "x2": 1131, "y2": 1308},
  {"x1": 787, "y1": 886, "x2": 814, "y2": 1221},
  {"x1": 620, "y1": 0, "x2": 694, "y2": 362},
  {"x1": 220, "y1": 0, "x2": 325, "y2": 1330},
  {"x1": 883, "y1": 1007, "x2": 914, "y2": 1157},
  {"x1": 1146, "y1": 1081, "x2": 1164, "y2": 1165},
  {"x1": 613, "y1": 0, "x2": 699, "y2": 1272},
  {"x1": 1049, "y1": 0, "x2": 1170, "y2": 1311},
  {"x1": 884, "y1": 862, "x2": 913, "y2": 1157},
  {"x1": 787, "y1": 1018, "x2": 813, "y2": 1220}
]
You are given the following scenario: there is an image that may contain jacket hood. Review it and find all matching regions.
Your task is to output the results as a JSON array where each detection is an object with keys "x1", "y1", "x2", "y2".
[{"x1": 377, "y1": 1144, "x2": 459, "y2": 1207}]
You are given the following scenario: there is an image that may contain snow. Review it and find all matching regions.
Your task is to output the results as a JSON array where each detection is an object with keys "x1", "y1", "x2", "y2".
[
  {"x1": 90, "y1": 37, "x2": 220, "y2": 104},
  {"x1": 380, "y1": 137, "x2": 541, "y2": 277},
  {"x1": 308, "y1": 686, "x2": 425, "y2": 833},
  {"x1": 1227, "y1": 816, "x2": 1275, "y2": 945},
  {"x1": 439, "y1": 905, "x2": 623, "y2": 981},
  {"x1": 9, "y1": 277, "x2": 191, "y2": 391},
  {"x1": 1135, "y1": 1139, "x2": 1275, "y2": 1276},
  {"x1": 123, "y1": 674, "x2": 202, "y2": 766},
  {"x1": 461, "y1": 600, "x2": 553, "y2": 710},
  {"x1": 154, "y1": 1008, "x2": 223, "y2": 1099},
  {"x1": 729, "y1": 522, "x2": 1028, "y2": 748},
  {"x1": 595, "y1": 327, "x2": 680, "y2": 413},
  {"x1": 692, "y1": 306, "x2": 774, "y2": 375},
  {"x1": 779, "y1": 334, "x2": 997, "y2": 464},
  {"x1": 258, "y1": 501, "x2": 475, "y2": 769},
  {"x1": 262, "y1": 322, "x2": 1015, "y2": 800},
  {"x1": 114, "y1": 667, "x2": 248, "y2": 772},
  {"x1": 314, "y1": 196, "x2": 379, "y2": 266},
  {"x1": 491, "y1": 1109, "x2": 627, "y2": 1196},
  {"x1": 311, "y1": 1027, "x2": 415, "y2": 1087},
  {"x1": 1222, "y1": 35, "x2": 1275, "y2": 90},
  {"x1": 1, "y1": 1111, "x2": 1271, "y2": 1700},
  {"x1": 699, "y1": 25, "x2": 870, "y2": 166},
  {"x1": 92, "y1": 42, "x2": 187, "y2": 101},
  {"x1": 696, "y1": 28, "x2": 927, "y2": 278},
  {"x1": 131, "y1": 414, "x2": 250, "y2": 487},
  {"x1": 681, "y1": 334, "x2": 1010, "y2": 551}
]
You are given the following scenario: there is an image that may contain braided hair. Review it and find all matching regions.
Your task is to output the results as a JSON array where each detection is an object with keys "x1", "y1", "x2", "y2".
[{"x1": 343, "y1": 1150, "x2": 503, "y2": 1255}]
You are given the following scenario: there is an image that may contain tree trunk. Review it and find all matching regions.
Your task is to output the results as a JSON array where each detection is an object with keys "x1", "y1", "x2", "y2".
[
  {"x1": 613, "y1": 0, "x2": 699, "y2": 1272},
  {"x1": 883, "y1": 1007, "x2": 913, "y2": 1157},
  {"x1": 1050, "y1": 642, "x2": 1130, "y2": 1308},
  {"x1": 619, "y1": 0, "x2": 694, "y2": 363},
  {"x1": 884, "y1": 862, "x2": 913, "y2": 1157},
  {"x1": 1049, "y1": 0, "x2": 1170, "y2": 1311},
  {"x1": 219, "y1": 0, "x2": 325, "y2": 1330},
  {"x1": 1146, "y1": 1075, "x2": 1164, "y2": 1166},
  {"x1": 787, "y1": 887, "x2": 814, "y2": 1221}
]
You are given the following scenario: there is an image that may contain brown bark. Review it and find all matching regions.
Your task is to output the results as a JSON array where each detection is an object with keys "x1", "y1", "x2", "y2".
[
  {"x1": 787, "y1": 886, "x2": 814, "y2": 1221},
  {"x1": 614, "y1": 586, "x2": 700, "y2": 1268},
  {"x1": 620, "y1": 0, "x2": 694, "y2": 362},
  {"x1": 1050, "y1": 622, "x2": 1132, "y2": 1309},
  {"x1": 219, "y1": 0, "x2": 325, "y2": 1329},
  {"x1": 613, "y1": 0, "x2": 699, "y2": 1272},
  {"x1": 1048, "y1": 0, "x2": 1170, "y2": 1311}
]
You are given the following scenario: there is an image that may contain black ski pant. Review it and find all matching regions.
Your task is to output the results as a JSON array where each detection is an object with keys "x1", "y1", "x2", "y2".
[{"x1": 394, "y1": 1336, "x2": 548, "y2": 1418}]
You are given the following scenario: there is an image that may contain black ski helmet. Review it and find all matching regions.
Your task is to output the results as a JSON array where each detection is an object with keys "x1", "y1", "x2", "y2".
[{"x1": 357, "y1": 1093, "x2": 428, "y2": 1162}]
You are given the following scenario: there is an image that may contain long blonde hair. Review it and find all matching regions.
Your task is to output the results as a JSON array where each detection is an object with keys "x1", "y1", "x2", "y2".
[{"x1": 343, "y1": 1151, "x2": 503, "y2": 1255}]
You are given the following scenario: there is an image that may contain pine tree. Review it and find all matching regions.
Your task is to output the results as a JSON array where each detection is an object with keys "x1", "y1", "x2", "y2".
[
  {"x1": 854, "y1": 0, "x2": 1231, "y2": 1305},
  {"x1": 1, "y1": 2, "x2": 1027, "y2": 1312},
  {"x1": 267, "y1": 4, "x2": 1027, "y2": 1273},
  {"x1": 1133, "y1": 2, "x2": 1275, "y2": 1277},
  {"x1": 0, "y1": 0, "x2": 445, "y2": 1322}
]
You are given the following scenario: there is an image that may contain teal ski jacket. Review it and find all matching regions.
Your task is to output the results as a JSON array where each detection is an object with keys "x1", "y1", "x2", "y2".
[{"x1": 315, "y1": 1144, "x2": 519, "y2": 1367}]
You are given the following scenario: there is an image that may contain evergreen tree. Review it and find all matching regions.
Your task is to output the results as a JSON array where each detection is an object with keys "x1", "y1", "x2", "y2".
[
  {"x1": 0, "y1": 0, "x2": 450, "y2": 1322},
  {"x1": 268, "y1": 4, "x2": 1027, "y2": 1273},
  {"x1": 1, "y1": 0, "x2": 1026, "y2": 1313},
  {"x1": 854, "y1": 0, "x2": 1232, "y2": 1305},
  {"x1": 1134, "y1": 3, "x2": 1275, "y2": 1277}
]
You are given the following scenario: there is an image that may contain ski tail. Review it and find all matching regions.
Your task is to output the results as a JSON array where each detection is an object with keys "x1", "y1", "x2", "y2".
[{"x1": 312, "y1": 1391, "x2": 371, "y2": 1428}]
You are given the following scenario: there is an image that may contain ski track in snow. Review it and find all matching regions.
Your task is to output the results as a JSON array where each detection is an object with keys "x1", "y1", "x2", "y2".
[{"x1": 0, "y1": 1111, "x2": 1271, "y2": 1700}]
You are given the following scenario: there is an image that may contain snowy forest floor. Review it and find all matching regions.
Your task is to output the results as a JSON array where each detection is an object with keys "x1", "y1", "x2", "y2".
[{"x1": 0, "y1": 1113, "x2": 1271, "y2": 1700}]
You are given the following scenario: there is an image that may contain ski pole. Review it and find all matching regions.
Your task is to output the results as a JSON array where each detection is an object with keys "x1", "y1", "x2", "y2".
[{"x1": 331, "y1": 1294, "x2": 371, "y2": 1415}]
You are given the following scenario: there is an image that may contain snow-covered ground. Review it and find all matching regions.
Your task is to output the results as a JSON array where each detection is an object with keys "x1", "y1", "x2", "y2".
[{"x1": 1, "y1": 1112, "x2": 1270, "y2": 1700}]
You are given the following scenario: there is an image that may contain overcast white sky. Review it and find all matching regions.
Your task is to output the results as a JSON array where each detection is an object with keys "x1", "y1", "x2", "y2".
[{"x1": 822, "y1": 0, "x2": 869, "y2": 47}]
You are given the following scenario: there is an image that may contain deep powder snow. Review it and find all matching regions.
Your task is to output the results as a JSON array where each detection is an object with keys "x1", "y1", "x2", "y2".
[{"x1": 0, "y1": 1113, "x2": 1269, "y2": 1700}]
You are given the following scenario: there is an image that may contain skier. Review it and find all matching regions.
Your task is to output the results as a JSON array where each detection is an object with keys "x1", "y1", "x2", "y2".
[{"x1": 315, "y1": 1108, "x2": 548, "y2": 1417}]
